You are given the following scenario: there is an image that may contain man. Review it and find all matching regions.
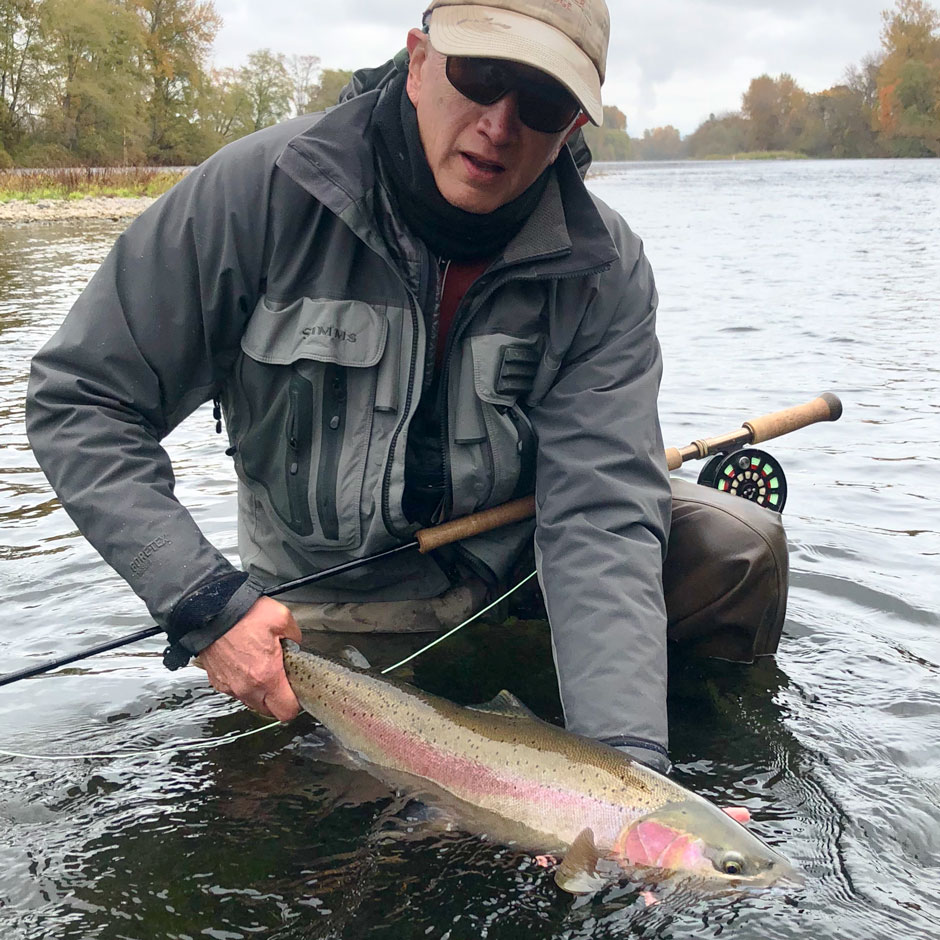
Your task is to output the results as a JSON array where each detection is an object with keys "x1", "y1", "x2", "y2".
[{"x1": 26, "y1": 0, "x2": 787, "y2": 774}]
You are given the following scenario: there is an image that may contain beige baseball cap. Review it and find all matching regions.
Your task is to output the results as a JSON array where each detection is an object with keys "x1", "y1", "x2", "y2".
[{"x1": 423, "y1": 0, "x2": 609, "y2": 126}]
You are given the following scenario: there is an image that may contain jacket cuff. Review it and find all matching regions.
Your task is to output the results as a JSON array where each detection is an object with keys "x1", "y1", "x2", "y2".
[
  {"x1": 600, "y1": 735, "x2": 672, "y2": 775},
  {"x1": 163, "y1": 572, "x2": 264, "y2": 670}
]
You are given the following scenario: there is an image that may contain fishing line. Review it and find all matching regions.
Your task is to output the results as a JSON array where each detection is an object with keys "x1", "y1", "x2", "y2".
[
  {"x1": 0, "y1": 571, "x2": 537, "y2": 762},
  {"x1": 0, "y1": 720, "x2": 282, "y2": 762},
  {"x1": 380, "y1": 570, "x2": 538, "y2": 675}
]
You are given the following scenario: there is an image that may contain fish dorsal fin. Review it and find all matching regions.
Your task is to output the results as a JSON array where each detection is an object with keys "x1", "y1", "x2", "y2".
[
  {"x1": 339, "y1": 645, "x2": 371, "y2": 671},
  {"x1": 468, "y1": 690, "x2": 537, "y2": 719},
  {"x1": 555, "y1": 827, "x2": 607, "y2": 895}
]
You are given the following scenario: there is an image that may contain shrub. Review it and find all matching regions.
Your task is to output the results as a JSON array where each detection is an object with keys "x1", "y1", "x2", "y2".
[{"x1": 14, "y1": 142, "x2": 73, "y2": 168}]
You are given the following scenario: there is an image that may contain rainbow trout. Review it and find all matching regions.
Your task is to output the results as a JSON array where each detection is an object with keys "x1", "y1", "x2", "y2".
[{"x1": 282, "y1": 641, "x2": 799, "y2": 893}]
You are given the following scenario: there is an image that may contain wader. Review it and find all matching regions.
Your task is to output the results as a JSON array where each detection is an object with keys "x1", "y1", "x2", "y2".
[{"x1": 286, "y1": 478, "x2": 788, "y2": 665}]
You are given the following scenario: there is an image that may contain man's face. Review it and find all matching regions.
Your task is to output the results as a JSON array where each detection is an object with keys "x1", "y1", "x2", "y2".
[{"x1": 405, "y1": 31, "x2": 574, "y2": 215}]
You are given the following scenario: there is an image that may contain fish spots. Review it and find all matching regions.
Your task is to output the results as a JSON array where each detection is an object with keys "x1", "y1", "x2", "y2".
[{"x1": 286, "y1": 648, "x2": 642, "y2": 848}]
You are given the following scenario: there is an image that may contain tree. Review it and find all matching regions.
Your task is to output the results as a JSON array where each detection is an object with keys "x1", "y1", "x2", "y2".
[
  {"x1": 806, "y1": 85, "x2": 882, "y2": 157},
  {"x1": 845, "y1": 53, "x2": 883, "y2": 115},
  {"x1": 237, "y1": 48, "x2": 292, "y2": 132},
  {"x1": 306, "y1": 67, "x2": 353, "y2": 112},
  {"x1": 0, "y1": 0, "x2": 44, "y2": 152},
  {"x1": 41, "y1": 0, "x2": 147, "y2": 162},
  {"x1": 634, "y1": 125, "x2": 683, "y2": 160},
  {"x1": 881, "y1": 0, "x2": 939, "y2": 58},
  {"x1": 582, "y1": 104, "x2": 632, "y2": 160},
  {"x1": 603, "y1": 104, "x2": 627, "y2": 131},
  {"x1": 742, "y1": 74, "x2": 780, "y2": 150},
  {"x1": 740, "y1": 72, "x2": 817, "y2": 152},
  {"x1": 685, "y1": 111, "x2": 749, "y2": 157},
  {"x1": 199, "y1": 65, "x2": 249, "y2": 144},
  {"x1": 287, "y1": 53, "x2": 319, "y2": 116},
  {"x1": 875, "y1": 0, "x2": 940, "y2": 154},
  {"x1": 132, "y1": 0, "x2": 221, "y2": 162}
]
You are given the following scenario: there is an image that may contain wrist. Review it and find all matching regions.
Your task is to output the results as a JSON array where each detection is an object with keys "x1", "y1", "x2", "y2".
[
  {"x1": 600, "y1": 735, "x2": 672, "y2": 775},
  {"x1": 163, "y1": 572, "x2": 264, "y2": 670}
]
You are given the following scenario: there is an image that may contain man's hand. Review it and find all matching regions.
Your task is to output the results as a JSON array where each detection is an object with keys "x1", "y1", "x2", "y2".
[{"x1": 197, "y1": 596, "x2": 303, "y2": 721}]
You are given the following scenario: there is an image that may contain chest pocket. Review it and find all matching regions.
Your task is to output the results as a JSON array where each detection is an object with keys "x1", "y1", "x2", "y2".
[
  {"x1": 450, "y1": 332, "x2": 542, "y2": 516},
  {"x1": 232, "y1": 296, "x2": 388, "y2": 550}
]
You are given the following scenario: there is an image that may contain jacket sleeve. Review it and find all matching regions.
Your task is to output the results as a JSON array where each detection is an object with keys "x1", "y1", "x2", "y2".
[
  {"x1": 527, "y1": 239, "x2": 672, "y2": 761},
  {"x1": 25, "y1": 138, "x2": 276, "y2": 635}
]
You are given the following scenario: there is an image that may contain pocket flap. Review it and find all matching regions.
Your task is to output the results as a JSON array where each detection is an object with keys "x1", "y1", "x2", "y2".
[
  {"x1": 470, "y1": 333, "x2": 542, "y2": 406},
  {"x1": 242, "y1": 296, "x2": 389, "y2": 368}
]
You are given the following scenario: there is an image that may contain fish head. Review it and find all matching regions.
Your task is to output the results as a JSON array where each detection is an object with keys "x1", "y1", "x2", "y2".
[{"x1": 611, "y1": 800, "x2": 801, "y2": 888}]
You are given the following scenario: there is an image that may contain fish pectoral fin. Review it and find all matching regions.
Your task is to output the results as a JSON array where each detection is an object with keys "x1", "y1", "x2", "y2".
[
  {"x1": 555, "y1": 828, "x2": 607, "y2": 895},
  {"x1": 468, "y1": 689, "x2": 537, "y2": 719},
  {"x1": 339, "y1": 645, "x2": 371, "y2": 670}
]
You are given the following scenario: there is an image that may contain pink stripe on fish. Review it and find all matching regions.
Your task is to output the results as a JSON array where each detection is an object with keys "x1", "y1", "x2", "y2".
[{"x1": 336, "y1": 691, "x2": 629, "y2": 841}]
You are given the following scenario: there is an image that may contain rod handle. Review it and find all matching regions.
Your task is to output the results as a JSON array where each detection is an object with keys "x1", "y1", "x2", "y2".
[
  {"x1": 664, "y1": 392, "x2": 843, "y2": 470},
  {"x1": 415, "y1": 495, "x2": 537, "y2": 554},
  {"x1": 664, "y1": 447, "x2": 686, "y2": 471},
  {"x1": 743, "y1": 392, "x2": 843, "y2": 444}
]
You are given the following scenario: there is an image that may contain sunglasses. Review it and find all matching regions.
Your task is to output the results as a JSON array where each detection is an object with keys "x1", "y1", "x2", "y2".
[{"x1": 444, "y1": 56, "x2": 581, "y2": 134}]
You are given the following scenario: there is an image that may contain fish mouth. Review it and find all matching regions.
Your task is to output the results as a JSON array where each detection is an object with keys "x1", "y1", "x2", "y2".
[{"x1": 760, "y1": 862, "x2": 805, "y2": 889}]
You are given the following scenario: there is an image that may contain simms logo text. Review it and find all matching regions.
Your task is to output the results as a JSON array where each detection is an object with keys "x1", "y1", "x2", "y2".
[
  {"x1": 302, "y1": 325, "x2": 357, "y2": 343},
  {"x1": 130, "y1": 535, "x2": 171, "y2": 577}
]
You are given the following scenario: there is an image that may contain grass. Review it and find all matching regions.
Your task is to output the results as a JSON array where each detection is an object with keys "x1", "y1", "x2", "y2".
[
  {"x1": 0, "y1": 166, "x2": 189, "y2": 203},
  {"x1": 725, "y1": 151, "x2": 809, "y2": 161}
]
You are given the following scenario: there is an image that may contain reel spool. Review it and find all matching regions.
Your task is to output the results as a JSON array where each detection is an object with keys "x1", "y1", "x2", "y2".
[{"x1": 697, "y1": 448, "x2": 788, "y2": 513}]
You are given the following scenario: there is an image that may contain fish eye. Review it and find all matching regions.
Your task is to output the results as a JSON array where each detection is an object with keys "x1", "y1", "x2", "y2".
[{"x1": 718, "y1": 852, "x2": 746, "y2": 876}]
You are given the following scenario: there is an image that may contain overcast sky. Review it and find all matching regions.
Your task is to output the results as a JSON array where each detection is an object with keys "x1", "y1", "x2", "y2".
[{"x1": 211, "y1": 1, "x2": 890, "y2": 135}]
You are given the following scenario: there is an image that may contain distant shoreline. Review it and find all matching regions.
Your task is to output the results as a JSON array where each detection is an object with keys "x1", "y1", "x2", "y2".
[{"x1": 0, "y1": 195, "x2": 156, "y2": 224}]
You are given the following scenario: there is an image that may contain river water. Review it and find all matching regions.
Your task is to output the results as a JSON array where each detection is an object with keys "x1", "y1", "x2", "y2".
[{"x1": 0, "y1": 158, "x2": 938, "y2": 939}]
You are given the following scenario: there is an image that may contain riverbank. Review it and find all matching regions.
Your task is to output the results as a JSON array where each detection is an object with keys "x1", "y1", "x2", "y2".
[
  {"x1": 0, "y1": 194, "x2": 156, "y2": 223},
  {"x1": 0, "y1": 166, "x2": 186, "y2": 223}
]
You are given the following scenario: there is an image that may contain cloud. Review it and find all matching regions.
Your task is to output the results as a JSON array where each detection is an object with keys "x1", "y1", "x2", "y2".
[{"x1": 210, "y1": 0, "x2": 889, "y2": 134}]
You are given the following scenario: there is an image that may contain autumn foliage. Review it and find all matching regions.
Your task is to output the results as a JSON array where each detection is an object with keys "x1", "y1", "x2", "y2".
[
  {"x1": 0, "y1": 0, "x2": 353, "y2": 166},
  {"x1": 1, "y1": 0, "x2": 938, "y2": 167},
  {"x1": 608, "y1": 0, "x2": 939, "y2": 160},
  {"x1": 670, "y1": 0, "x2": 939, "y2": 159}
]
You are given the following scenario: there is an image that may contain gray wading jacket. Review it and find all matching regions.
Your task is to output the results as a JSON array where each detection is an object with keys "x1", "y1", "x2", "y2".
[{"x1": 26, "y1": 84, "x2": 672, "y2": 753}]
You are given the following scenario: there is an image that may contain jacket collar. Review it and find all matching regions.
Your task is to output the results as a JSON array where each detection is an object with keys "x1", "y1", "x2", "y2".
[{"x1": 276, "y1": 89, "x2": 618, "y2": 278}]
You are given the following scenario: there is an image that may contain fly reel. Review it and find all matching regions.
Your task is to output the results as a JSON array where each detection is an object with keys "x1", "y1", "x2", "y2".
[{"x1": 697, "y1": 448, "x2": 788, "y2": 513}]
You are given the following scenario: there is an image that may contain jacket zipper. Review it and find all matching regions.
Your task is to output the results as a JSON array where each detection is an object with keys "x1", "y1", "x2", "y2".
[
  {"x1": 286, "y1": 371, "x2": 315, "y2": 536},
  {"x1": 432, "y1": 259, "x2": 451, "y2": 522},
  {"x1": 437, "y1": 257, "x2": 612, "y2": 518},
  {"x1": 508, "y1": 402, "x2": 537, "y2": 499},
  {"x1": 380, "y1": 291, "x2": 422, "y2": 539},
  {"x1": 316, "y1": 363, "x2": 346, "y2": 542}
]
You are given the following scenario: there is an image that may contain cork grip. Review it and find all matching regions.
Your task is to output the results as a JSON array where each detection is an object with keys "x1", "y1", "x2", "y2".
[
  {"x1": 415, "y1": 495, "x2": 537, "y2": 554},
  {"x1": 664, "y1": 447, "x2": 684, "y2": 471},
  {"x1": 743, "y1": 392, "x2": 843, "y2": 444}
]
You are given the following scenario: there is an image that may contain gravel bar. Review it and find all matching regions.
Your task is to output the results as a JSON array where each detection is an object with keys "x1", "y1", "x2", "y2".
[{"x1": 0, "y1": 195, "x2": 156, "y2": 224}]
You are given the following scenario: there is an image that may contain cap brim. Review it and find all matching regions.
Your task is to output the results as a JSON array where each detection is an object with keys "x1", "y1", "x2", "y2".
[{"x1": 428, "y1": 5, "x2": 603, "y2": 126}]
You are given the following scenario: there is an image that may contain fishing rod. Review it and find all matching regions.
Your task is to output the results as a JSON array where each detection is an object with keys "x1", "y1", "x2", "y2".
[{"x1": 0, "y1": 391, "x2": 842, "y2": 688}]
